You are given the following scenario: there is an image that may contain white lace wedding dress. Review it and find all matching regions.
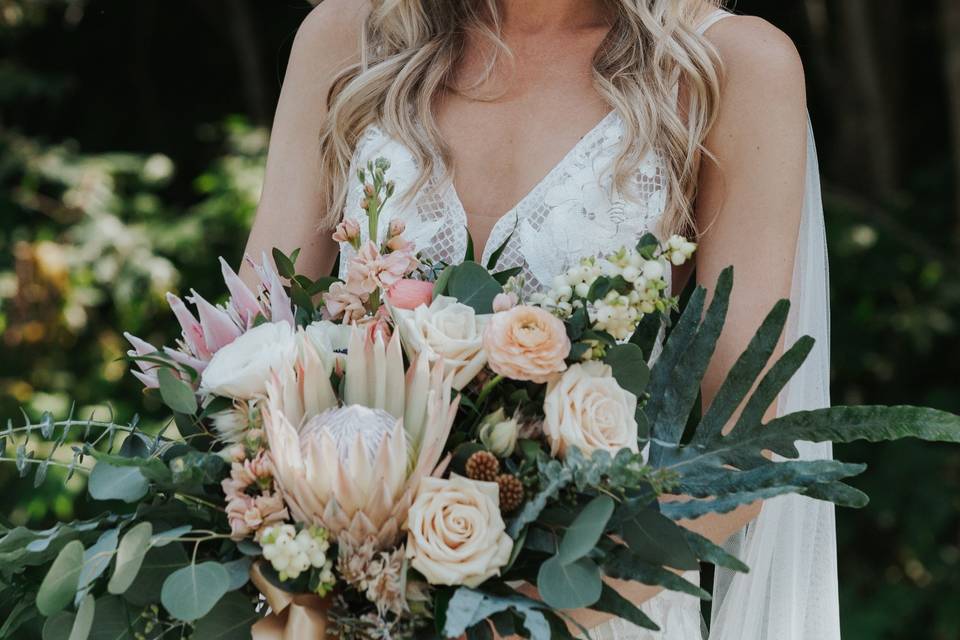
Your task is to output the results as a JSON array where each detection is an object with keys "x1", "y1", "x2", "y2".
[{"x1": 336, "y1": 10, "x2": 840, "y2": 639}]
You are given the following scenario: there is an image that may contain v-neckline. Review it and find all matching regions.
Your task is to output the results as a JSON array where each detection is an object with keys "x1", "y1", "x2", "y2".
[{"x1": 441, "y1": 109, "x2": 619, "y2": 260}]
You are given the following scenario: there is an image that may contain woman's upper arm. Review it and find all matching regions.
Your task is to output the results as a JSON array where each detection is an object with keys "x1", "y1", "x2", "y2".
[
  {"x1": 695, "y1": 17, "x2": 809, "y2": 416},
  {"x1": 241, "y1": 0, "x2": 366, "y2": 287}
]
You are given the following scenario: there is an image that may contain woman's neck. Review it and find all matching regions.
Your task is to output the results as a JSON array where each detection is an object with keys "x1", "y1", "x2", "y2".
[{"x1": 498, "y1": 0, "x2": 609, "y2": 34}]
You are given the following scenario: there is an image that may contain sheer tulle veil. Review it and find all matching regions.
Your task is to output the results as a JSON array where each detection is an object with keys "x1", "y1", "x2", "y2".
[{"x1": 708, "y1": 120, "x2": 840, "y2": 640}]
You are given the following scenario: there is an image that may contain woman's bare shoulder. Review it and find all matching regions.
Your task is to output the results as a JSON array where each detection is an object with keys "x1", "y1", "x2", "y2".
[
  {"x1": 293, "y1": 0, "x2": 368, "y2": 65},
  {"x1": 705, "y1": 15, "x2": 805, "y2": 97}
]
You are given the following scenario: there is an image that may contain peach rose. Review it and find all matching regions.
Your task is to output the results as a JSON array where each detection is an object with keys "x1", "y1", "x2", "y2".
[
  {"x1": 482, "y1": 305, "x2": 570, "y2": 384},
  {"x1": 542, "y1": 361, "x2": 639, "y2": 458},
  {"x1": 387, "y1": 279, "x2": 435, "y2": 310},
  {"x1": 405, "y1": 475, "x2": 513, "y2": 587}
]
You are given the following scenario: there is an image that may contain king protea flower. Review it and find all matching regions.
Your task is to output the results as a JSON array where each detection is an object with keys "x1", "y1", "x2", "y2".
[
  {"x1": 264, "y1": 327, "x2": 457, "y2": 549},
  {"x1": 124, "y1": 253, "x2": 293, "y2": 388}
]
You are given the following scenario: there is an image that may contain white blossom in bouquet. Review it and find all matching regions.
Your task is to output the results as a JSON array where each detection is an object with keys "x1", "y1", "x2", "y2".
[
  {"x1": 543, "y1": 361, "x2": 639, "y2": 458},
  {"x1": 392, "y1": 295, "x2": 489, "y2": 390},
  {"x1": 405, "y1": 475, "x2": 513, "y2": 587},
  {"x1": 199, "y1": 321, "x2": 297, "y2": 400},
  {"x1": 665, "y1": 234, "x2": 697, "y2": 266},
  {"x1": 301, "y1": 320, "x2": 351, "y2": 373}
]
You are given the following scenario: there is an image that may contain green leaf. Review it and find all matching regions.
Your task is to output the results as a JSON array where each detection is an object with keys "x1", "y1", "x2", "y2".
[
  {"x1": 271, "y1": 247, "x2": 296, "y2": 279},
  {"x1": 223, "y1": 557, "x2": 252, "y2": 591},
  {"x1": 69, "y1": 595, "x2": 95, "y2": 640},
  {"x1": 432, "y1": 264, "x2": 455, "y2": 300},
  {"x1": 681, "y1": 530, "x2": 749, "y2": 573},
  {"x1": 78, "y1": 528, "x2": 120, "y2": 595},
  {"x1": 629, "y1": 312, "x2": 662, "y2": 362},
  {"x1": 192, "y1": 592, "x2": 258, "y2": 640},
  {"x1": 691, "y1": 300, "x2": 790, "y2": 446},
  {"x1": 88, "y1": 463, "x2": 149, "y2": 503},
  {"x1": 38, "y1": 540, "x2": 84, "y2": 616},
  {"x1": 108, "y1": 522, "x2": 153, "y2": 595},
  {"x1": 507, "y1": 460, "x2": 572, "y2": 538},
  {"x1": 492, "y1": 266, "x2": 522, "y2": 286},
  {"x1": 88, "y1": 596, "x2": 142, "y2": 640},
  {"x1": 123, "y1": 543, "x2": 190, "y2": 607},
  {"x1": 42, "y1": 612, "x2": 75, "y2": 640},
  {"x1": 485, "y1": 223, "x2": 516, "y2": 270},
  {"x1": 157, "y1": 368, "x2": 197, "y2": 415},
  {"x1": 589, "y1": 583, "x2": 659, "y2": 631},
  {"x1": 443, "y1": 588, "x2": 551, "y2": 640},
  {"x1": 675, "y1": 460, "x2": 866, "y2": 499},
  {"x1": 556, "y1": 495, "x2": 614, "y2": 565},
  {"x1": 660, "y1": 486, "x2": 804, "y2": 520},
  {"x1": 603, "y1": 343, "x2": 650, "y2": 398},
  {"x1": 537, "y1": 556, "x2": 602, "y2": 609},
  {"x1": 464, "y1": 230, "x2": 475, "y2": 263},
  {"x1": 636, "y1": 233, "x2": 659, "y2": 259},
  {"x1": 601, "y1": 546, "x2": 710, "y2": 599},
  {"x1": 612, "y1": 503, "x2": 698, "y2": 570},
  {"x1": 161, "y1": 561, "x2": 231, "y2": 622},
  {"x1": 444, "y1": 262, "x2": 503, "y2": 314}
]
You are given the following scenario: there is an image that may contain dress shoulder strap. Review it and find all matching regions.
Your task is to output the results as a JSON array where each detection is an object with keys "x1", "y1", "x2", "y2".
[{"x1": 696, "y1": 9, "x2": 732, "y2": 35}]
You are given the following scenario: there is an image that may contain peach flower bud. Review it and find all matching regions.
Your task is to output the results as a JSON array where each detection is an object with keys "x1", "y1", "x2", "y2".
[
  {"x1": 492, "y1": 292, "x2": 519, "y2": 313},
  {"x1": 482, "y1": 305, "x2": 570, "y2": 384},
  {"x1": 388, "y1": 219, "x2": 406, "y2": 238},
  {"x1": 387, "y1": 279, "x2": 435, "y2": 311},
  {"x1": 332, "y1": 218, "x2": 361, "y2": 244}
]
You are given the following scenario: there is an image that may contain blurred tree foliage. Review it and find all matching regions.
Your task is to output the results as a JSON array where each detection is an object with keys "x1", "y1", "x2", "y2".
[{"x1": 0, "y1": 1, "x2": 957, "y2": 638}]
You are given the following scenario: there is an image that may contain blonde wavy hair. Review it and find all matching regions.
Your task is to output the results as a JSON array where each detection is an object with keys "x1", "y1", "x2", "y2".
[{"x1": 317, "y1": 0, "x2": 725, "y2": 236}]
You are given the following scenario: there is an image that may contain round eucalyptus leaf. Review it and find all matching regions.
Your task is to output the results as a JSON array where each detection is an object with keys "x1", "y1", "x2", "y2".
[
  {"x1": 537, "y1": 555, "x2": 603, "y2": 610},
  {"x1": 158, "y1": 368, "x2": 198, "y2": 415},
  {"x1": 557, "y1": 495, "x2": 615, "y2": 565},
  {"x1": 38, "y1": 540, "x2": 85, "y2": 616},
  {"x1": 88, "y1": 463, "x2": 149, "y2": 503},
  {"x1": 69, "y1": 595, "x2": 96, "y2": 640},
  {"x1": 42, "y1": 611, "x2": 75, "y2": 640},
  {"x1": 161, "y1": 561, "x2": 231, "y2": 622},
  {"x1": 192, "y1": 591, "x2": 260, "y2": 639},
  {"x1": 108, "y1": 522, "x2": 153, "y2": 595}
]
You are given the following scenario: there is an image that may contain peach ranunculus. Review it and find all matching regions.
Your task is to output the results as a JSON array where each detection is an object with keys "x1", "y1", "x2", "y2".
[
  {"x1": 405, "y1": 475, "x2": 513, "y2": 587},
  {"x1": 542, "y1": 361, "x2": 639, "y2": 458},
  {"x1": 387, "y1": 279, "x2": 435, "y2": 311},
  {"x1": 482, "y1": 305, "x2": 570, "y2": 384}
]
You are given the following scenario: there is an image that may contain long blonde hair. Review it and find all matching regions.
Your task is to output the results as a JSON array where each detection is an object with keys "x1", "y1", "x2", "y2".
[{"x1": 317, "y1": 0, "x2": 724, "y2": 236}]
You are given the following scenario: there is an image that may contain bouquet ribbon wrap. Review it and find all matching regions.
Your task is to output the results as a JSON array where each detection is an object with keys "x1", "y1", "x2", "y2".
[{"x1": 250, "y1": 561, "x2": 331, "y2": 640}]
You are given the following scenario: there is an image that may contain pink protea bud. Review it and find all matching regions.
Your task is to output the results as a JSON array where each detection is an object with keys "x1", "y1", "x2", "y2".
[
  {"x1": 166, "y1": 292, "x2": 212, "y2": 360},
  {"x1": 388, "y1": 219, "x2": 406, "y2": 238},
  {"x1": 492, "y1": 292, "x2": 519, "y2": 313},
  {"x1": 187, "y1": 290, "x2": 242, "y2": 353},
  {"x1": 386, "y1": 279, "x2": 434, "y2": 311},
  {"x1": 219, "y1": 257, "x2": 262, "y2": 328}
]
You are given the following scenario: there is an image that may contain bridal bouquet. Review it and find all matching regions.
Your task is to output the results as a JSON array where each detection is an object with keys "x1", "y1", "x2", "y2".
[{"x1": 3, "y1": 158, "x2": 959, "y2": 640}]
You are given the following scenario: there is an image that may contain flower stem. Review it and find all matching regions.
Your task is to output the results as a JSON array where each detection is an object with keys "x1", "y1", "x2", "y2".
[{"x1": 476, "y1": 375, "x2": 505, "y2": 408}]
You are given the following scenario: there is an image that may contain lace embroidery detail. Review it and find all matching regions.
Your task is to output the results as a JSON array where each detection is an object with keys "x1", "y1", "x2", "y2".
[{"x1": 338, "y1": 112, "x2": 669, "y2": 297}]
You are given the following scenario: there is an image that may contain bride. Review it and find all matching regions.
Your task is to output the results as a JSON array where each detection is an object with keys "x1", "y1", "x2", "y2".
[{"x1": 242, "y1": 0, "x2": 838, "y2": 638}]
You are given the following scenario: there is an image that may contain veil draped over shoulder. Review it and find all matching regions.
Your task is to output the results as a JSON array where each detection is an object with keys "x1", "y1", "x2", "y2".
[{"x1": 708, "y1": 121, "x2": 840, "y2": 640}]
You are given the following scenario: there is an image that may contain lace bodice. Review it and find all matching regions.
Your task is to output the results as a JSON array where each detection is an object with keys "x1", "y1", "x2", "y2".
[{"x1": 337, "y1": 111, "x2": 669, "y2": 295}]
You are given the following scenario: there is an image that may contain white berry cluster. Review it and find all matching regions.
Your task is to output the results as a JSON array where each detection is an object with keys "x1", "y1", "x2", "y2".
[
  {"x1": 261, "y1": 524, "x2": 336, "y2": 591},
  {"x1": 665, "y1": 235, "x2": 698, "y2": 266}
]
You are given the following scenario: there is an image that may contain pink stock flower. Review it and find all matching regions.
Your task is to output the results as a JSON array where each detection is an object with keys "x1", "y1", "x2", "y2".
[
  {"x1": 324, "y1": 281, "x2": 369, "y2": 324},
  {"x1": 332, "y1": 218, "x2": 362, "y2": 245},
  {"x1": 492, "y1": 292, "x2": 519, "y2": 313},
  {"x1": 345, "y1": 242, "x2": 416, "y2": 296},
  {"x1": 388, "y1": 219, "x2": 406, "y2": 238},
  {"x1": 387, "y1": 279, "x2": 435, "y2": 311}
]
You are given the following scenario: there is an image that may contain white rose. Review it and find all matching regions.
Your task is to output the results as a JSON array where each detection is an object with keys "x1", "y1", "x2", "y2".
[
  {"x1": 200, "y1": 321, "x2": 296, "y2": 399},
  {"x1": 301, "y1": 320, "x2": 351, "y2": 373},
  {"x1": 393, "y1": 296, "x2": 488, "y2": 390},
  {"x1": 542, "y1": 361, "x2": 639, "y2": 458},
  {"x1": 406, "y1": 475, "x2": 513, "y2": 587}
]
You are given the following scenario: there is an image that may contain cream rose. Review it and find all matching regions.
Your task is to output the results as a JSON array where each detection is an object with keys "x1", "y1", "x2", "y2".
[
  {"x1": 483, "y1": 305, "x2": 570, "y2": 384},
  {"x1": 543, "y1": 361, "x2": 639, "y2": 458},
  {"x1": 393, "y1": 296, "x2": 488, "y2": 390},
  {"x1": 200, "y1": 321, "x2": 296, "y2": 400},
  {"x1": 406, "y1": 475, "x2": 513, "y2": 587}
]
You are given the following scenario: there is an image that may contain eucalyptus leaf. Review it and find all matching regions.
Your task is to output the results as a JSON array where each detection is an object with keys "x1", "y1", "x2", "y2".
[
  {"x1": 589, "y1": 583, "x2": 659, "y2": 631},
  {"x1": 78, "y1": 528, "x2": 120, "y2": 596},
  {"x1": 603, "y1": 344, "x2": 650, "y2": 398},
  {"x1": 88, "y1": 463, "x2": 149, "y2": 503},
  {"x1": 42, "y1": 612, "x2": 75, "y2": 640},
  {"x1": 108, "y1": 522, "x2": 153, "y2": 595},
  {"x1": 69, "y1": 595, "x2": 95, "y2": 640},
  {"x1": 161, "y1": 561, "x2": 230, "y2": 622},
  {"x1": 442, "y1": 588, "x2": 551, "y2": 640},
  {"x1": 556, "y1": 495, "x2": 614, "y2": 565},
  {"x1": 537, "y1": 556, "x2": 603, "y2": 609},
  {"x1": 123, "y1": 543, "x2": 190, "y2": 607},
  {"x1": 191, "y1": 591, "x2": 258, "y2": 640},
  {"x1": 37, "y1": 540, "x2": 84, "y2": 616},
  {"x1": 157, "y1": 368, "x2": 198, "y2": 415},
  {"x1": 444, "y1": 262, "x2": 503, "y2": 314},
  {"x1": 612, "y1": 503, "x2": 698, "y2": 570}
]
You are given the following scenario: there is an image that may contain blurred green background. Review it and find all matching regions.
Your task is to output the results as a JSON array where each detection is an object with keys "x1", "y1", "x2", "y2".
[{"x1": 1, "y1": 1, "x2": 958, "y2": 638}]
